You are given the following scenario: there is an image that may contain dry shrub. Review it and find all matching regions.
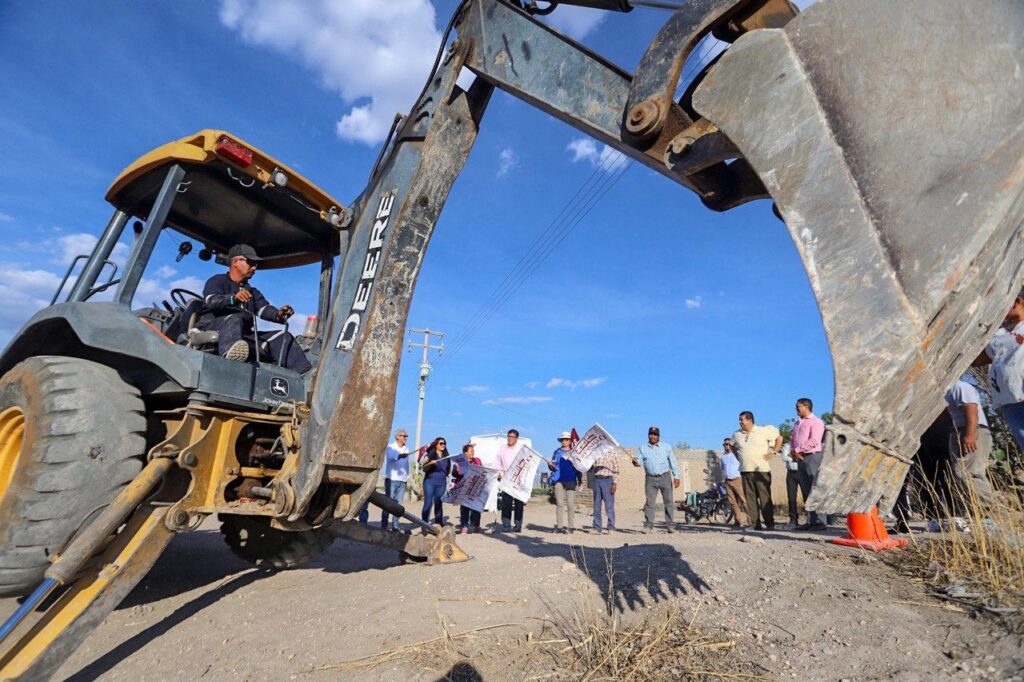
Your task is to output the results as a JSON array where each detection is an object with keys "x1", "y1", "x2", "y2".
[
  {"x1": 530, "y1": 547, "x2": 761, "y2": 681},
  {"x1": 897, "y1": 468, "x2": 1024, "y2": 623}
]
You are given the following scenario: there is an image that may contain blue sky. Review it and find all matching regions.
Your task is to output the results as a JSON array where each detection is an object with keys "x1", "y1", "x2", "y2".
[{"x1": 0, "y1": 0, "x2": 832, "y2": 450}]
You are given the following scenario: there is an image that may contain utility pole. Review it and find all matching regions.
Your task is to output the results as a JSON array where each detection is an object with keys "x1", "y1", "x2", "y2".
[{"x1": 408, "y1": 328, "x2": 444, "y2": 453}]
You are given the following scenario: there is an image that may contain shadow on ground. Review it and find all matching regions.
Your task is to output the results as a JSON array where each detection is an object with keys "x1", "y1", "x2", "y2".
[{"x1": 489, "y1": 530, "x2": 709, "y2": 613}]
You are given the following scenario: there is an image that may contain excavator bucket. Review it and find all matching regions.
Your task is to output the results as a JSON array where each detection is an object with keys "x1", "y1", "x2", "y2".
[{"x1": 692, "y1": 0, "x2": 1024, "y2": 513}]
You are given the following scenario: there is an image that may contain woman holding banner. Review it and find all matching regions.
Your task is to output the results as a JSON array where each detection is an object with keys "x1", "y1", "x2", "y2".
[
  {"x1": 420, "y1": 437, "x2": 452, "y2": 527},
  {"x1": 456, "y1": 443, "x2": 483, "y2": 534},
  {"x1": 548, "y1": 432, "x2": 581, "y2": 533}
]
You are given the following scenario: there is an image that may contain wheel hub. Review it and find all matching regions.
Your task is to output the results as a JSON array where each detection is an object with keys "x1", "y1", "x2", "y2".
[{"x1": 0, "y1": 406, "x2": 25, "y2": 502}]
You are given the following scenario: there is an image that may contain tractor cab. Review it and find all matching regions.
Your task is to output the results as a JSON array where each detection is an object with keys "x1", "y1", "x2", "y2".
[{"x1": 1, "y1": 130, "x2": 349, "y2": 411}]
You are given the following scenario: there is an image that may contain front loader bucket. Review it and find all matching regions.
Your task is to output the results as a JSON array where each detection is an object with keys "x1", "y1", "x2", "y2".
[{"x1": 693, "y1": 0, "x2": 1024, "y2": 513}]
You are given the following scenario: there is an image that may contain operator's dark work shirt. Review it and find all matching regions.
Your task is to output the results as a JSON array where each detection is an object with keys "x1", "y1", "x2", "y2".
[{"x1": 200, "y1": 274, "x2": 280, "y2": 324}]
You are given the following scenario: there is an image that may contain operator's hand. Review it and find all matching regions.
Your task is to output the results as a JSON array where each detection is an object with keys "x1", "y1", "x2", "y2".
[
  {"x1": 234, "y1": 289, "x2": 253, "y2": 304},
  {"x1": 548, "y1": 459, "x2": 557, "y2": 469},
  {"x1": 276, "y1": 304, "x2": 294, "y2": 321},
  {"x1": 792, "y1": 451, "x2": 805, "y2": 462},
  {"x1": 497, "y1": 472, "x2": 503, "y2": 481},
  {"x1": 963, "y1": 433, "x2": 977, "y2": 453},
  {"x1": 631, "y1": 457, "x2": 641, "y2": 468},
  {"x1": 610, "y1": 482, "x2": 618, "y2": 495},
  {"x1": 764, "y1": 450, "x2": 777, "y2": 461},
  {"x1": 673, "y1": 478, "x2": 680, "y2": 489}
]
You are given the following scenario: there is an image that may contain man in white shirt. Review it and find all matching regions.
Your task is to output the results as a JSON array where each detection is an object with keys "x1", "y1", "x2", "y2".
[
  {"x1": 731, "y1": 411, "x2": 782, "y2": 530},
  {"x1": 944, "y1": 378, "x2": 994, "y2": 507},
  {"x1": 978, "y1": 288, "x2": 1024, "y2": 453},
  {"x1": 380, "y1": 428, "x2": 411, "y2": 531}
]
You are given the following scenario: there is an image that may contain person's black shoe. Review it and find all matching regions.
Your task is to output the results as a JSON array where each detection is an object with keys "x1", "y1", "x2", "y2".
[
  {"x1": 753, "y1": 524, "x2": 763, "y2": 531},
  {"x1": 513, "y1": 526, "x2": 523, "y2": 533},
  {"x1": 795, "y1": 523, "x2": 813, "y2": 531},
  {"x1": 809, "y1": 522, "x2": 828, "y2": 531},
  {"x1": 766, "y1": 523, "x2": 776, "y2": 531}
]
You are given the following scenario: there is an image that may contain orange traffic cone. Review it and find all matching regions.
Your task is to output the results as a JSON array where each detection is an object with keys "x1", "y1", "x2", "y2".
[{"x1": 831, "y1": 506, "x2": 908, "y2": 552}]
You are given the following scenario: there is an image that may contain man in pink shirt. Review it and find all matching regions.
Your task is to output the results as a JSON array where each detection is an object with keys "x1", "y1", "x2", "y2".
[
  {"x1": 790, "y1": 398, "x2": 829, "y2": 530},
  {"x1": 494, "y1": 428, "x2": 526, "y2": 532}
]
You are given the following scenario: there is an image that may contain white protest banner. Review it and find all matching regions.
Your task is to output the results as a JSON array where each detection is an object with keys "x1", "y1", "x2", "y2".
[
  {"x1": 468, "y1": 434, "x2": 534, "y2": 512},
  {"x1": 443, "y1": 464, "x2": 498, "y2": 512},
  {"x1": 497, "y1": 445, "x2": 544, "y2": 503},
  {"x1": 567, "y1": 423, "x2": 620, "y2": 473}
]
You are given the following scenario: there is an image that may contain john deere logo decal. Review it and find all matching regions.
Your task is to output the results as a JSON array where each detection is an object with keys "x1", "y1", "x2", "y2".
[
  {"x1": 270, "y1": 377, "x2": 289, "y2": 397},
  {"x1": 337, "y1": 190, "x2": 395, "y2": 351}
]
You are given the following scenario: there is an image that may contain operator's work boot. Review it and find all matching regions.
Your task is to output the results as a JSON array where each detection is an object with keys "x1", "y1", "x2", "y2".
[{"x1": 224, "y1": 340, "x2": 249, "y2": 362}]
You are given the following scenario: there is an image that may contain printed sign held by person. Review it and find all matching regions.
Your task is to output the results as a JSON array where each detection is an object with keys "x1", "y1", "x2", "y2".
[
  {"x1": 567, "y1": 423, "x2": 620, "y2": 473},
  {"x1": 497, "y1": 445, "x2": 544, "y2": 503},
  {"x1": 443, "y1": 464, "x2": 497, "y2": 512}
]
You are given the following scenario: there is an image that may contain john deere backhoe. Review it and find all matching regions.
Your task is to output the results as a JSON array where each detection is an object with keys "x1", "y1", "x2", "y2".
[{"x1": 1, "y1": 0, "x2": 1021, "y2": 678}]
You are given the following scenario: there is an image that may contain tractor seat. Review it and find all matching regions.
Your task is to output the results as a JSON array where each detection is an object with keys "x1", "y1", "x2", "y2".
[{"x1": 163, "y1": 299, "x2": 219, "y2": 353}]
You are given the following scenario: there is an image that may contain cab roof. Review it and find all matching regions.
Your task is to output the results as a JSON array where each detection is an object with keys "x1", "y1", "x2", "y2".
[{"x1": 106, "y1": 130, "x2": 345, "y2": 269}]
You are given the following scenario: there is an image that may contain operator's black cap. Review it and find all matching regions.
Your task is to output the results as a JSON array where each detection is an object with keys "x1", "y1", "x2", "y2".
[
  {"x1": 227, "y1": 244, "x2": 263, "y2": 263},
  {"x1": 648, "y1": 426, "x2": 660, "y2": 435}
]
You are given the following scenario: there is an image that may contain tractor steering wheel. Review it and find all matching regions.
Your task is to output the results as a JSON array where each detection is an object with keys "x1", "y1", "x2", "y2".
[{"x1": 170, "y1": 288, "x2": 202, "y2": 309}]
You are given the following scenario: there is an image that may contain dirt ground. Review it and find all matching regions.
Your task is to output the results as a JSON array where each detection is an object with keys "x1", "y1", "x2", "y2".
[{"x1": 4, "y1": 503, "x2": 1023, "y2": 681}]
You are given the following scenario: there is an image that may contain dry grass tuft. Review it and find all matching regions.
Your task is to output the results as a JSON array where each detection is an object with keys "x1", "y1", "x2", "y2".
[
  {"x1": 893, "y1": 472, "x2": 1024, "y2": 626},
  {"x1": 531, "y1": 603, "x2": 761, "y2": 681},
  {"x1": 527, "y1": 546, "x2": 762, "y2": 681}
]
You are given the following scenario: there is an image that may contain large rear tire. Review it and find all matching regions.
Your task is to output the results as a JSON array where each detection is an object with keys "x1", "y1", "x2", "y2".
[
  {"x1": 219, "y1": 515, "x2": 333, "y2": 570},
  {"x1": 0, "y1": 356, "x2": 146, "y2": 596}
]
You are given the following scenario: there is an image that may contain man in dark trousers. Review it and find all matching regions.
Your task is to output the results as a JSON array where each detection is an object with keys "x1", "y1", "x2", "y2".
[{"x1": 197, "y1": 244, "x2": 312, "y2": 373}]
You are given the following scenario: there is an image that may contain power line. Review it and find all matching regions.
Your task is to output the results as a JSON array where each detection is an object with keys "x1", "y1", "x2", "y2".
[
  {"x1": 433, "y1": 37, "x2": 724, "y2": 373},
  {"x1": 398, "y1": 35, "x2": 730, "y2": 428}
]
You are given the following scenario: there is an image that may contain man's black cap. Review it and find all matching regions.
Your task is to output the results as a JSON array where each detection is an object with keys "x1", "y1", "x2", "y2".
[
  {"x1": 648, "y1": 426, "x2": 660, "y2": 435},
  {"x1": 227, "y1": 244, "x2": 263, "y2": 263}
]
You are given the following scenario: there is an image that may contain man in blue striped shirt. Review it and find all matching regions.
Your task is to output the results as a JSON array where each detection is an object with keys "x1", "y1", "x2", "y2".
[{"x1": 631, "y1": 426, "x2": 680, "y2": 532}]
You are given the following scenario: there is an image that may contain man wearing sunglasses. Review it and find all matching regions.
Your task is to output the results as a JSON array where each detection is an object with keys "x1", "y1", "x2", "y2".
[{"x1": 197, "y1": 244, "x2": 311, "y2": 373}]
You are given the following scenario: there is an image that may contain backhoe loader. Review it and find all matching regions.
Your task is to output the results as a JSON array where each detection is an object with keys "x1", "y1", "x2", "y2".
[{"x1": 1, "y1": 0, "x2": 1021, "y2": 678}]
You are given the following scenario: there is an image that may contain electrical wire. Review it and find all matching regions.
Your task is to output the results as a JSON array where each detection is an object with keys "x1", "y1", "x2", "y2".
[
  {"x1": 435, "y1": 37, "x2": 722, "y2": 373},
  {"x1": 396, "y1": 26, "x2": 729, "y2": 428}
]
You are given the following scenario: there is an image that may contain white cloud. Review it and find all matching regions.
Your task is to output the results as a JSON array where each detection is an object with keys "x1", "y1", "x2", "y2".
[
  {"x1": 220, "y1": 0, "x2": 442, "y2": 145},
  {"x1": 546, "y1": 376, "x2": 606, "y2": 390},
  {"x1": 0, "y1": 212, "x2": 12, "y2": 222},
  {"x1": 52, "y1": 232, "x2": 130, "y2": 267},
  {"x1": 566, "y1": 138, "x2": 626, "y2": 172},
  {"x1": 525, "y1": 381, "x2": 539, "y2": 389},
  {"x1": 543, "y1": 6, "x2": 606, "y2": 41},
  {"x1": 482, "y1": 396, "x2": 553, "y2": 406},
  {"x1": 685, "y1": 296, "x2": 702, "y2": 310},
  {"x1": 0, "y1": 264, "x2": 63, "y2": 342},
  {"x1": 459, "y1": 385, "x2": 489, "y2": 393},
  {"x1": 156, "y1": 265, "x2": 177, "y2": 279},
  {"x1": 497, "y1": 147, "x2": 518, "y2": 177}
]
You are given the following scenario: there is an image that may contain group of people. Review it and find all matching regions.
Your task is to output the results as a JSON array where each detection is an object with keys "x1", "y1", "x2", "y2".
[
  {"x1": 718, "y1": 402, "x2": 828, "y2": 531},
  {"x1": 363, "y1": 426, "x2": 625, "y2": 536},
  {"x1": 368, "y1": 286, "x2": 1024, "y2": 535},
  {"x1": 891, "y1": 287, "x2": 1024, "y2": 529}
]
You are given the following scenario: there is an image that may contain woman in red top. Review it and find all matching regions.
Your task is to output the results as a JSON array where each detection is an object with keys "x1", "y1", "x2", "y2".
[{"x1": 456, "y1": 443, "x2": 483, "y2": 534}]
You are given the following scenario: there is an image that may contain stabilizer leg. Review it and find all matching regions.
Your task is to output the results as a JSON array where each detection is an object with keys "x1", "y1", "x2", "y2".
[
  {"x1": 0, "y1": 505, "x2": 174, "y2": 680},
  {"x1": 330, "y1": 491, "x2": 469, "y2": 565}
]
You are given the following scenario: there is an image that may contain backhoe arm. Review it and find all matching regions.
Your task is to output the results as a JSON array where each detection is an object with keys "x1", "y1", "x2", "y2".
[
  {"x1": 292, "y1": 40, "x2": 493, "y2": 519},
  {"x1": 294, "y1": 0, "x2": 1022, "y2": 520}
]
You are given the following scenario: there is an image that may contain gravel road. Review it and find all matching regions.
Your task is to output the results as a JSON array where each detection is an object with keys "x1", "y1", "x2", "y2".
[{"x1": 3, "y1": 503, "x2": 1021, "y2": 681}]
